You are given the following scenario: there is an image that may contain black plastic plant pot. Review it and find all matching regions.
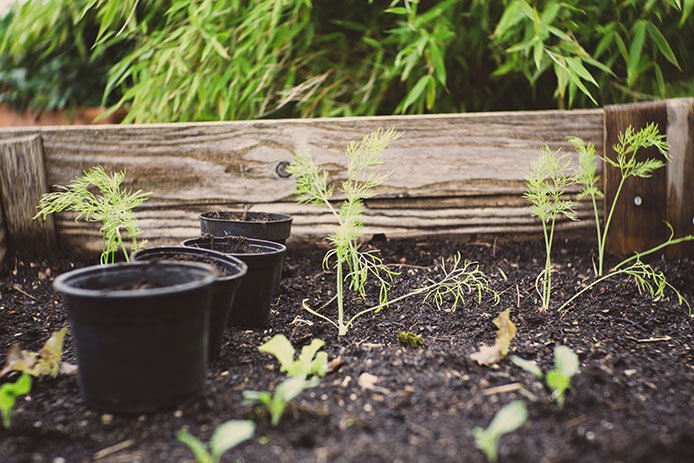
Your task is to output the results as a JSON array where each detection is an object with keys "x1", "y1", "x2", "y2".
[
  {"x1": 181, "y1": 236, "x2": 286, "y2": 328},
  {"x1": 131, "y1": 246, "x2": 247, "y2": 362},
  {"x1": 199, "y1": 211, "x2": 293, "y2": 244},
  {"x1": 53, "y1": 261, "x2": 216, "y2": 414}
]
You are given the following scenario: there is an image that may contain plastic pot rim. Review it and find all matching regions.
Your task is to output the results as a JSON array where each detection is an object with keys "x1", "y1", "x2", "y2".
[
  {"x1": 54, "y1": 261, "x2": 217, "y2": 299},
  {"x1": 130, "y1": 246, "x2": 248, "y2": 283}
]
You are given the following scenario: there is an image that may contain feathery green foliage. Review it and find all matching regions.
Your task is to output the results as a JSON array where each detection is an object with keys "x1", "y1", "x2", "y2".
[
  {"x1": 177, "y1": 420, "x2": 255, "y2": 463},
  {"x1": 34, "y1": 166, "x2": 151, "y2": 264},
  {"x1": 473, "y1": 400, "x2": 528, "y2": 463},
  {"x1": 524, "y1": 146, "x2": 577, "y2": 311},
  {"x1": 572, "y1": 123, "x2": 672, "y2": 276},
  {"x1": 289, "y1": 129, "x2": 498, "y2": 335},
  {"x1": 5, "y1": 1, "x2": 690, "y2": 118}
]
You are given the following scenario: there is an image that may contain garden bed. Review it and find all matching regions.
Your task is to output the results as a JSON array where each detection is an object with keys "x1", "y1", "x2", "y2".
[{"x1": 1, "y1": 236, "x2": 692, "y2": 463}]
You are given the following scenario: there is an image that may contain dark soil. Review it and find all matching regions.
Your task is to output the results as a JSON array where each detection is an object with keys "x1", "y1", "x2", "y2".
[
  {"x1": 137, "y1": 252, "x2": 229, "y2": 277},
  {"x1": 203, "y1": 211, "x2": 287, "y2": 223},
  {"x1": 1, "y1": 237, "x2": 692, "y2": 463},
  {"x1": 190, "y1": 235, "x2": 263, "y2": 254}
]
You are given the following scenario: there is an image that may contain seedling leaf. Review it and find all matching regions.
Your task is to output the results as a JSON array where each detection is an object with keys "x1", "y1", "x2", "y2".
[
  {"x1": 210, "y1": 420, "x2": 255, "y2": 460},
  {"x1": 1, "y1": 328, "x2": 75, "y2": 378},
  {"x1": 0, "y1": 373, "x2": 32, "y2": 428},
  {"x1": 473, "y1": 400, "x2": 528, "y2": 463},
  {"x1": 510, "y1": 355, "x2": 544, "y2": 379},
  {"x1": 259, "y1": 335, "x2": 296, "y2": 374},
  {"x1": 177, "y1": 431, "x2": 212, "y2": 463}
]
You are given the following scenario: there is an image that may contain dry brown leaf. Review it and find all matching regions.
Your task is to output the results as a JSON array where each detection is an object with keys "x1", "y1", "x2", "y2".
[
  {"x1": 0, "y1": 327, "x2": 77, "y2": 378},
  {"x1": 358, "y1": 372, "x2": 390, "y2": 394},
  {"x1": 470, "y1": 309, "x2": 517, "y2": 366}
]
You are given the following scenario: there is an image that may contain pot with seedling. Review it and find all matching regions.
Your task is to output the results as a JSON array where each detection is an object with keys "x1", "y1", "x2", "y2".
[
  {"x1": 35, "y1": 167, "x2": 218, "y2": 413},
  {"x1": 182, "y1": 235, "x2": 286, "y2": 328},
  {"x1": 132, "y1": 246, "x2": 247, "y2": 362}
]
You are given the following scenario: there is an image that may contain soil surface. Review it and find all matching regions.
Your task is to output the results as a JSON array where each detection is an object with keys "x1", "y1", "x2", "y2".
[
  {"x1": 1, "y1": 237, "x2": 692, "y2": 463},
  {"x1": 134, "y1": 252, "x2": 231, "y2": 277},
  {"x1": 187, "y1": 235, "x2": 264, "y2": 255}
]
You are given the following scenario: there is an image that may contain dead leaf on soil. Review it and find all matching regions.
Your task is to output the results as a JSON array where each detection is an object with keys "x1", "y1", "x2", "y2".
[
  {"x1": 327, "y1": 356, "x2": 344, "y2": 373},
  {"x1": 1, "y1": 327, "x2": 77, "y2": 378},
  {"x1": 470, "y1": 308, "x2": 517, "y2": 366}
]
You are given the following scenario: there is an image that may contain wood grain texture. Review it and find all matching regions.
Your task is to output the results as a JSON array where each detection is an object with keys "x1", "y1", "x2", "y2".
[
  {"x1": 0, "y1": 135, "x2": 55, "y2": 254},
  {"x1": 665, "y1": 98, "x2": 694, "y2": 256},
  {"x1": 0, "y1": 198, "x2": 6, "y2": 267},
  {"x1": 0, "y1": 110, "x2": 603, "y2": 254}
]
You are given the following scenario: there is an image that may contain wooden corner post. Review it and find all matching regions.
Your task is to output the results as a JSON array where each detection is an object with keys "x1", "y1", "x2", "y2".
[
  {"x1": 0, "y1": 135, "x2": 56, "y2": 265},
  {"x1": 603, "y1": 98, "x2": 693, "y2": 258}
]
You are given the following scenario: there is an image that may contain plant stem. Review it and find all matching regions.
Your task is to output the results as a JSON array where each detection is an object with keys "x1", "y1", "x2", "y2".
[
  {"x1": 614, "y1": 234, "x2": 694, "y2": 270},
  {"x1": 345, "y1": 285, "x2": 432, "y2": 330},
  {"x1": 336, "y1": 262, "x2": 346, "y2": 335},
  {"x1": 599, "y1": 175, "x2": 626, "y2": 276},
  {"x1": 558, "y1": 268, "x2": 628, "y2": 312},
  {"x1": 591, "y1": 193, "x2": 602, "y2": 275}
]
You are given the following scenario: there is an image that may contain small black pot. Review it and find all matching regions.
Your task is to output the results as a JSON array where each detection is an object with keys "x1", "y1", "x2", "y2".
[
  {"x1": 54, "y1": 261, "x2": 216, "y2": 414},
  {"x1": 131, "y1": 246, "x2": 247, "y2": 362},
  {"x1": 182, "y1": 236, "x2": 286, "y2": 328},
  {"x1": 200, "y1": 211, "x2": 293, "y2": 244}
]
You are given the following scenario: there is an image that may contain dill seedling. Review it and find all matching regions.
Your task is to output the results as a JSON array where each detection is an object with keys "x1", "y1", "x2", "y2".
[
  {"x1": 34, "y1": 166, "x2": 151, "y2": 264},
  {"x1": 571, "y1": 123, "x2": 673, "y2": 276},
  {"x1": 288, "y1": 129, "x2": 498, "y2": 335},
  {"x1": 523, "y1": 146, "x2": 577, "y2": 311}
]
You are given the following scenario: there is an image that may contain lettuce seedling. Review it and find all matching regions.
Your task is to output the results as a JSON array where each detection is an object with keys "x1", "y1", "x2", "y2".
[
  {"x1": 289, "y1": 130, "x2": 498, "y2": 335},
  {"x1": 0, "y1": 373, "x2": 32, "y2": 428},
  {"x1": 512, "y1": 345, "x2": 579, "y2": 408},
  {"x1": 473, "y1": 400, "x2": 528, "y2": 463},
  {"x1": 258, "y1": 335, "x2": 327, "y2": 379},
  {"x1": 1, "y1": 327, "x2": 76, "y2": 378},
  {"x1": 523, "y1": 146, "x2": 577, "y2": 311},
  {"x1": 177, "y1": 420, "x2": 255, "y2": 463},
  {"x1": 34, "y1": 166, "x2": 151, "y2": 264},
  {"x1": 243, "y1": 377, "x2": 318, "y2": 427}
]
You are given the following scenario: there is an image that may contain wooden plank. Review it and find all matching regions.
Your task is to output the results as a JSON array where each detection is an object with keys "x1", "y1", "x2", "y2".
[
  {"x1": 0, "y1": 110, "x2": 603, "y2": 254},
  {"x1": 603, "y1": 101, "x2": 668, "y2": 256},
  {"x1": 0, "y1": 199, "x2": 6, "y2": 267},
  {"x1": 0, "y1": 135, "x2": 56, "y2": 254},
  {"x1": 665, "y1": 98, "x2": 694, "y2": 256}
]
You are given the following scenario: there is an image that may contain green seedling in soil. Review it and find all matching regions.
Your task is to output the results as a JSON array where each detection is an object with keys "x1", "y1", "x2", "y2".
[
  {"x1": 288, "y1": 129, "x2": 498, "y2": 335},
  {"x1": 558, "y1": 253, "x2": 691, "y2": 316},
  {"x1": 0, "y1": 373, "x2": 32, "y2": 428},
  {"x1": 177, "y1": 419, "x2": 255, "y2": 463},
  {"x1": 524, "y1": 146, "x2": 577, "y2": 311},
  {"x1": 470, "y1": 308, "x2": 516, "y2": 366},
  {"x1": 34, "y1": 165, "x2": 151, "y2": 264},
  {"x1": 258, "y1": 335, "x2": 328, "y2": 380},
  {"x1": 397, "y1": 331, "x2": 424, "y2": 348},
  {"x1": 570, "y1": 123, "x2": 691, "y2": 276},
  {"x1": 473, "y1": 400, "x2": 528, "y2": 463},
  {"x1": 512, "y1": 345, "x2": 579, "y2": 408},
  {"x1": 243, "y1": 377, "x2": 318, "y2": 427},
  {"x1": 0, "y1": 327, "x2": 76, "y2": 378}
]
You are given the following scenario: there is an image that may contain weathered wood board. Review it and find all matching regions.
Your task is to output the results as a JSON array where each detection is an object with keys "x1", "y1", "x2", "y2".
[
  {"x1": 0, "y1": 109, "x2": 604, "y2": 255},
  {"x1": 0, "y1": 135, "x2": 55, "y2": 256}
]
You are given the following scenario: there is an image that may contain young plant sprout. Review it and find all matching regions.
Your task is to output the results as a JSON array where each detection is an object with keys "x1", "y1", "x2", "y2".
[
  {"x1": 288, "y1": 128, "x2": 498, "y2": 335},
  {"x1": 571, "y1": 123, "x2": 673, "y2": 276},
  {"x1": 0, "y1": 373, "x2": 32, "y2": 429},
  {"x1": 34, "y1": 166, "x2": 151, "y2": 264},
  {"x1": 1, "y1": 327, "x2": 76, "y2": 378},
  {"x1": 177, "y1": 420, "x2": 255, "y2": 463},
  {"x1": 512, "y1": 345, "x2": 579, "y2": 408},
  {"x1": 473, "y1": 400, "x2": 528, "y2": 463},
  {"x1": 524, "y1": 146, "x2": 577, "y2": 311},
  {"x1": 243, "y1": 336, "x2": 327, "y2": 426}
]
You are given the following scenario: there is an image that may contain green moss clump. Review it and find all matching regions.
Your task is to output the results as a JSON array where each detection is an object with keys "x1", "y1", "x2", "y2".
[{"x1": 397, "y1": 331, "x2": 424, "y2": 348}]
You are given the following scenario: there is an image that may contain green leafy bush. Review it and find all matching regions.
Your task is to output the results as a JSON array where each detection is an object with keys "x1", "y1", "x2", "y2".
[{"x1": 4, "y1": 1, "x2": 689, "y2": 120}]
